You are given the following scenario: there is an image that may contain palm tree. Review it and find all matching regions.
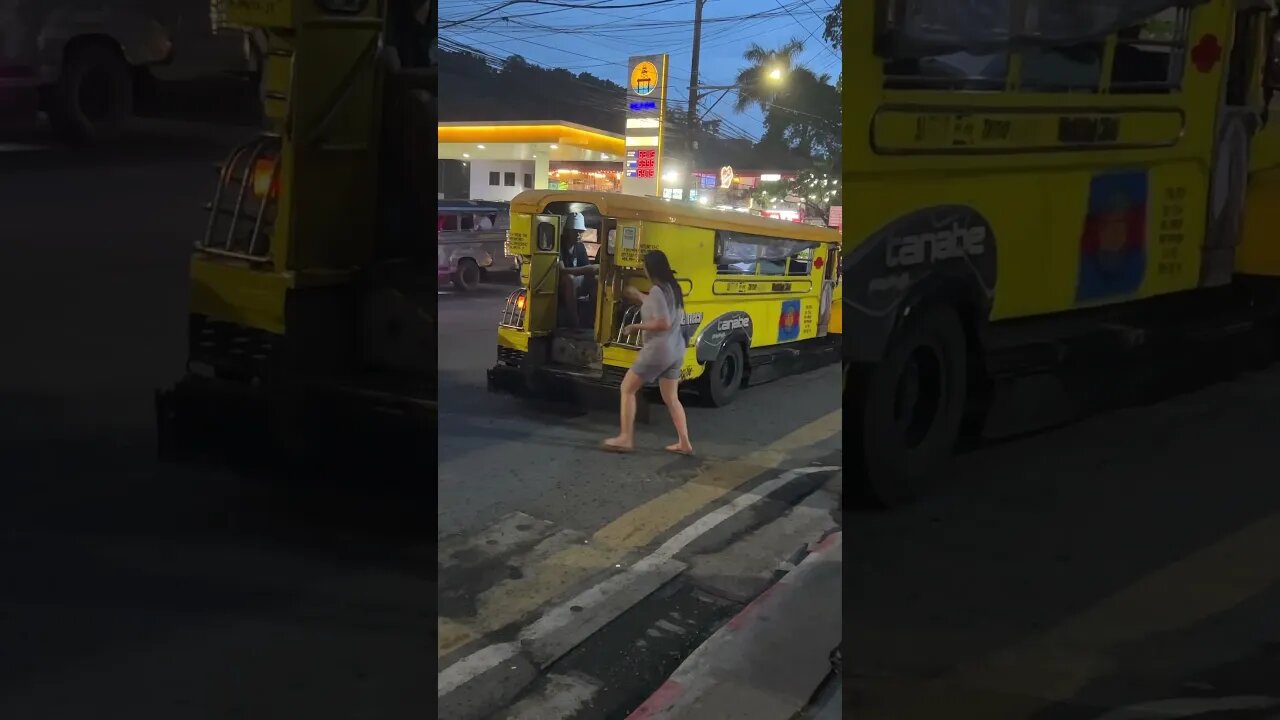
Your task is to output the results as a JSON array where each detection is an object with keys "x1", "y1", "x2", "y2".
[{"x1": 732, "y1": 38, "x2": 806, "y2": 114}]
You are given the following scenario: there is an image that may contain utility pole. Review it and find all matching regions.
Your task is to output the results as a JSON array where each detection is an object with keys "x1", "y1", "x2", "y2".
[{"x1": 686, "y1": 0, "x2": 706, "y2": 191}]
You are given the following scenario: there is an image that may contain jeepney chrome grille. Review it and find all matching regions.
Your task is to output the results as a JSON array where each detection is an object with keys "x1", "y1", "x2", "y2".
[
  {"x1": 613, "y1": 304, "x2": 643, "y2": 348},
  {"x1": 199, "y1": 134, "x2": 282, "y2": 263},
  {"x1": 500, "y1": 288, "x2": 526, "y2": 328}
]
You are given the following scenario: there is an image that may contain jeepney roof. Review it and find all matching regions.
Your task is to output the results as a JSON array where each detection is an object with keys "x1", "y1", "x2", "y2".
[{"x1": 509, "y1": 190, "x2": 839, "y2": 244}]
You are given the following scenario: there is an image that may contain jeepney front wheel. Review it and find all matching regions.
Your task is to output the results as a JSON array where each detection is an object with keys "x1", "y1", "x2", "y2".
[
  {"x1": 453, "y1": 258, "x2": 481, "y2": 291},
  {"x1": 855, "y1": 306, "x2": 967, "y2": 507},
  {"x1": 699, "y1": 342, "x2": 745, "y2": 407},
  {"x1": 48, "y1": 42, "x2": 133, "y2": 145}
]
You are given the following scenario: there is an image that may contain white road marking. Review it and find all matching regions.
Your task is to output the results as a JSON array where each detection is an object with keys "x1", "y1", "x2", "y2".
[
  {"x1": 1091, "y1": 695, "x2": 1280, "y2": 719},
  {"x1": 437, "y1": 465, "x2": 841, "y2": 698},
  {"x1": 437, "y1": 641, "x2": 519, "y2": 696}
]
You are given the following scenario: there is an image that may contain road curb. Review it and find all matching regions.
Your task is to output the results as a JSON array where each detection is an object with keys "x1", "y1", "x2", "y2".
[{"x1": 626, "y1": 530, "x2": 843, "y2": 719}]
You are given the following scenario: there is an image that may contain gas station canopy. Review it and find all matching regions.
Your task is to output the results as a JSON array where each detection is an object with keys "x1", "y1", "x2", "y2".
[{"x1": 438, "y1": 121, "x2": 624, "y2": 162}]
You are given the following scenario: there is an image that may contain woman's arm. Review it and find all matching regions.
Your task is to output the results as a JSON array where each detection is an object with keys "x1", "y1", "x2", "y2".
[{"x1": 623, "y1": 289, "x2": 672, "y2": 333}]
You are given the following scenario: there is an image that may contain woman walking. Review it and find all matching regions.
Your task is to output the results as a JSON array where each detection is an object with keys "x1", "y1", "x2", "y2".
[{"x1": 601, "y1": 250, "x2": 694, "y2": 455}]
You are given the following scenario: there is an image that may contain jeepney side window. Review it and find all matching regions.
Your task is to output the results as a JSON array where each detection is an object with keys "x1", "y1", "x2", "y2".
[
  {"x1": 1014, "y1": 1, "x2": 1104, "y2": 95},
  {"x1": 715, "y1": 231, "x2": 820, "y2": 276},
  {"x1": 884, "y1": 51, "x2": 1009, "y2": 90},
  {"x1": 439, "y1": 213, "x2": 458, "y2": 231},
  {"x1": 878, "y1": 0, "x2": 1007, "y2": 90},
  {"x1": 715, "y1": 232, "x2": 758, "y2": 274},
  {"x1": 786, "y1": 245, "x2": 821, "y2": 276},
  {"x1": 1108, "y1": 7, "x2": 1190, "y2": 94},
  {"x1": 460, "y1": 214, "x2": 475, "y2": 231},
  {"x1": 1012, "y1": 41, "x2": 1105, "y2": 93},
  {"x1": 536, "y1": 222, "x2": 556, "y2": 251}
]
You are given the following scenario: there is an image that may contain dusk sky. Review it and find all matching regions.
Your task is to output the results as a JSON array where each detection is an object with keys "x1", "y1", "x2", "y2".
[{"x1": 438, "y1": 0, "x2": 840, "y2": 141}]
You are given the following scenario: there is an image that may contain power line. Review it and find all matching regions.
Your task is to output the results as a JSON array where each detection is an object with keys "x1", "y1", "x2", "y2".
[
  {"x1": 439, "y1": 37, "x2": 763, "y2": 142},
  {"x1": 441, "y1": 0, "x2": 692, "y2": 28},
  {"x1": 770, "y1": 0, "x2": 839, "y2": 63}
]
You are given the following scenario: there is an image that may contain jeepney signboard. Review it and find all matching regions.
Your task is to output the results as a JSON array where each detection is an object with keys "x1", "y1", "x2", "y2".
[{"x1": 226, "y1": 0, "x2": 293, "y2": 27}]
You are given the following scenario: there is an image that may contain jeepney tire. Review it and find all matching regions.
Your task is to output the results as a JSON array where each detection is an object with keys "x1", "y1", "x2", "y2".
[
  {"x1": 700, "y1": 342, "x2": 746, "y2": 407},
  {"x1": 49, "y1": 42, "x2": 133, "y2": 146},
  {"x1": 856, "y1": 306, "x2": 968, "y2": 507},
  {"x1": 453, "y1": 259, "x2": 481, "y2": 291}
]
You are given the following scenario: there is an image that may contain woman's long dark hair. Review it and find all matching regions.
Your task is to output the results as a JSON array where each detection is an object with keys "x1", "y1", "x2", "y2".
[{"x1": 643, "y1": 250, "x2": 683, "y2": 310}]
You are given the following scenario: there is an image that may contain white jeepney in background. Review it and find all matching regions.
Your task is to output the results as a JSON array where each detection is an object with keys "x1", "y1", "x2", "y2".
[
  {"x1": 0, "y1": 0, "x2": 264, "y2": 143},
  {"x1": 437, "y1": 200, "x2": 519, "y2": 291}
]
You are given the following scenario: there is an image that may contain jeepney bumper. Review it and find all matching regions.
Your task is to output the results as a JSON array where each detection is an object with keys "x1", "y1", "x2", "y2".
[
  {"x1": 156, "y1": 372, "x2": 435, "y2": 466},
  {"x1": 487, "y1": 358, "x2": 652, "y2": 423}
]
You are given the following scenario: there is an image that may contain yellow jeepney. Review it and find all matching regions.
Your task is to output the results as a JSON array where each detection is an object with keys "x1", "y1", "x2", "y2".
[
  {"x1": 487, "y1": 191, "x2": 841, "y2": 407},
  {"x1": 846, "y1": 0, "x2": 1280, "y2": 503}
]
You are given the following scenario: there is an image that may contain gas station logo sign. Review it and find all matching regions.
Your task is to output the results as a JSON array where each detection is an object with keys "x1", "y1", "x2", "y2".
[
  {"x1": 623, "y1": 54, "x2": 668, "y2": 196},
  {"x1": 630, "y1": 61, "x2": 658, "y2": 96}
]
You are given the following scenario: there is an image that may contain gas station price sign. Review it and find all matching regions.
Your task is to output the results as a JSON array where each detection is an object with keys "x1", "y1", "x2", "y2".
[{"x1": 635, "y1": 149, "x2": 656, "y2": 179}]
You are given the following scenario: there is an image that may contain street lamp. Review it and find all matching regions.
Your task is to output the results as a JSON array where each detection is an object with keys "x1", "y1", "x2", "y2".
[{"x1": 682, "y1": 69, "x2": 785, "y2": 200}]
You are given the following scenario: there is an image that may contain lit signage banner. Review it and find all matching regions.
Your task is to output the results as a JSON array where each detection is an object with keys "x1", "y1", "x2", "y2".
[{"x1": 622, "y1": 53, "x2": 668, "y2": 197}]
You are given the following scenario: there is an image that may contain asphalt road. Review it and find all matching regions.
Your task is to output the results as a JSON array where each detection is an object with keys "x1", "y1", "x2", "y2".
[
  {"x1": 0, "y1": 120, "x2": 431, "y2": 720},
  {"x1": 850, "y1": 353, "x2": 1280, "y2": 718},
  {"x1": 436, "y1": 280, "x2": 843, "y2": 718},
  {"x1": 436, "y1": 281, "x2": 841, "y2": 537}
]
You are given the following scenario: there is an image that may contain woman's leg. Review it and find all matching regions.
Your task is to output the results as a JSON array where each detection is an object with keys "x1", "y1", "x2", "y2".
[
  {"x1": 604, "y1": 370, "x2": 645, "y2": 449},
  {"x1": 658, "y1": 377, "x2": 693, "y2": 453}
]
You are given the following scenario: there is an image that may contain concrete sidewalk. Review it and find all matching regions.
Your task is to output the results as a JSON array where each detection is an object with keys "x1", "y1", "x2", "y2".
[{"x1": 627, "y1": 530, "x2": 842, "y2": 719}]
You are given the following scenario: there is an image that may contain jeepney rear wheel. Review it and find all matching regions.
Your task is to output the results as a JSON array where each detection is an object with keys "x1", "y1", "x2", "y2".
[
  {"x1": 856, "y1": 306, "x2": 967, "y2": 507},
  {"x1": 700, "y1": 342, "x2": 745, "y2": 407},
  {"x1": 49, "y1": 42, "x2": 133, "y2": 145},
  {"x1": 453, "y1": 259, "x2": 481, "y2": 291}
]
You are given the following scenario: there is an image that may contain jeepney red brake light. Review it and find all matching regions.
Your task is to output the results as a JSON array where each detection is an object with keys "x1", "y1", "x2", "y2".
[{"x1": 251, "y1": 158, "x2": 278, "y2": 199}]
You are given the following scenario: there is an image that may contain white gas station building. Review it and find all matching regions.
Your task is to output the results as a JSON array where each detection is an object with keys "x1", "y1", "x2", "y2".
[{"x1": 437, "y1": 121, "x2": 626, "y2": 202}]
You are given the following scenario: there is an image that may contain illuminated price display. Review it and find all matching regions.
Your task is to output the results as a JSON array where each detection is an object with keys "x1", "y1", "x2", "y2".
[{"x1": 636, "y1": 149, "x2": 656, "y2": 179}]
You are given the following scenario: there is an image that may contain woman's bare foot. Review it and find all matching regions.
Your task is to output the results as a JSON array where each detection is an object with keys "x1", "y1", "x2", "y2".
[
  {"x1": 602, "y1": 436, "x2": 634, "y2": 453},
  {"x1": 665, "y1": 442, "x2": 694, "y2": 456}
]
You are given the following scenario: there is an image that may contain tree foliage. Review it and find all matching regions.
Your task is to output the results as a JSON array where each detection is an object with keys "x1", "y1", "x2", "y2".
[
  {"x1": 823, "y1": 2, "x2": 842, "y2": 49},
  {"x1": 733, "y1": 40, "x2": 841, "y2": 166}
]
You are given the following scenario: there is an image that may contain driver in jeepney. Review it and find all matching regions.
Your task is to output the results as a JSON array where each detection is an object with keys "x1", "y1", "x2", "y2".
[{"x1": 558, "y1": 212, "x2": 598, "y2": 327}]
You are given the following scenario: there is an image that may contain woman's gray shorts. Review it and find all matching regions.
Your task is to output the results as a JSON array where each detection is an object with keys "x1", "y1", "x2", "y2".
[{"x1": 632, "y1": 356, "x2": 682, "y2": 384}]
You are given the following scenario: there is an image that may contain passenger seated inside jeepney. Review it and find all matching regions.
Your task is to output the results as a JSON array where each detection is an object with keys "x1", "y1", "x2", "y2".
[{"x1": 558, "y1": 212, "x2": 598, "y2": 328}]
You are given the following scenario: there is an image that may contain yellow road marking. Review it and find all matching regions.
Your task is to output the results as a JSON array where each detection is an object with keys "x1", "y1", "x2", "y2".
[
  {"x1": 438, "y1": 617, "x2": 476, "y2": 658},
  {"x1": 862, "y1": 512, "x2": 1280, "y2": 719},
  {"x1": 438, "y1": 409, "x2": 841, "y2": 658}
]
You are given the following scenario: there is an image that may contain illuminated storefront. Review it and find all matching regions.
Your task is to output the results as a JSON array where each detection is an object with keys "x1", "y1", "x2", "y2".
[
  {"x1": 438, "y1": 121, "x2": 625, "y2": 201},
  {"x1": 547, "y1": 163, "x2": 623, "y2": 193},
  {"x1": 691, "y1": 168, "x2": 805, "y2": 218}
]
